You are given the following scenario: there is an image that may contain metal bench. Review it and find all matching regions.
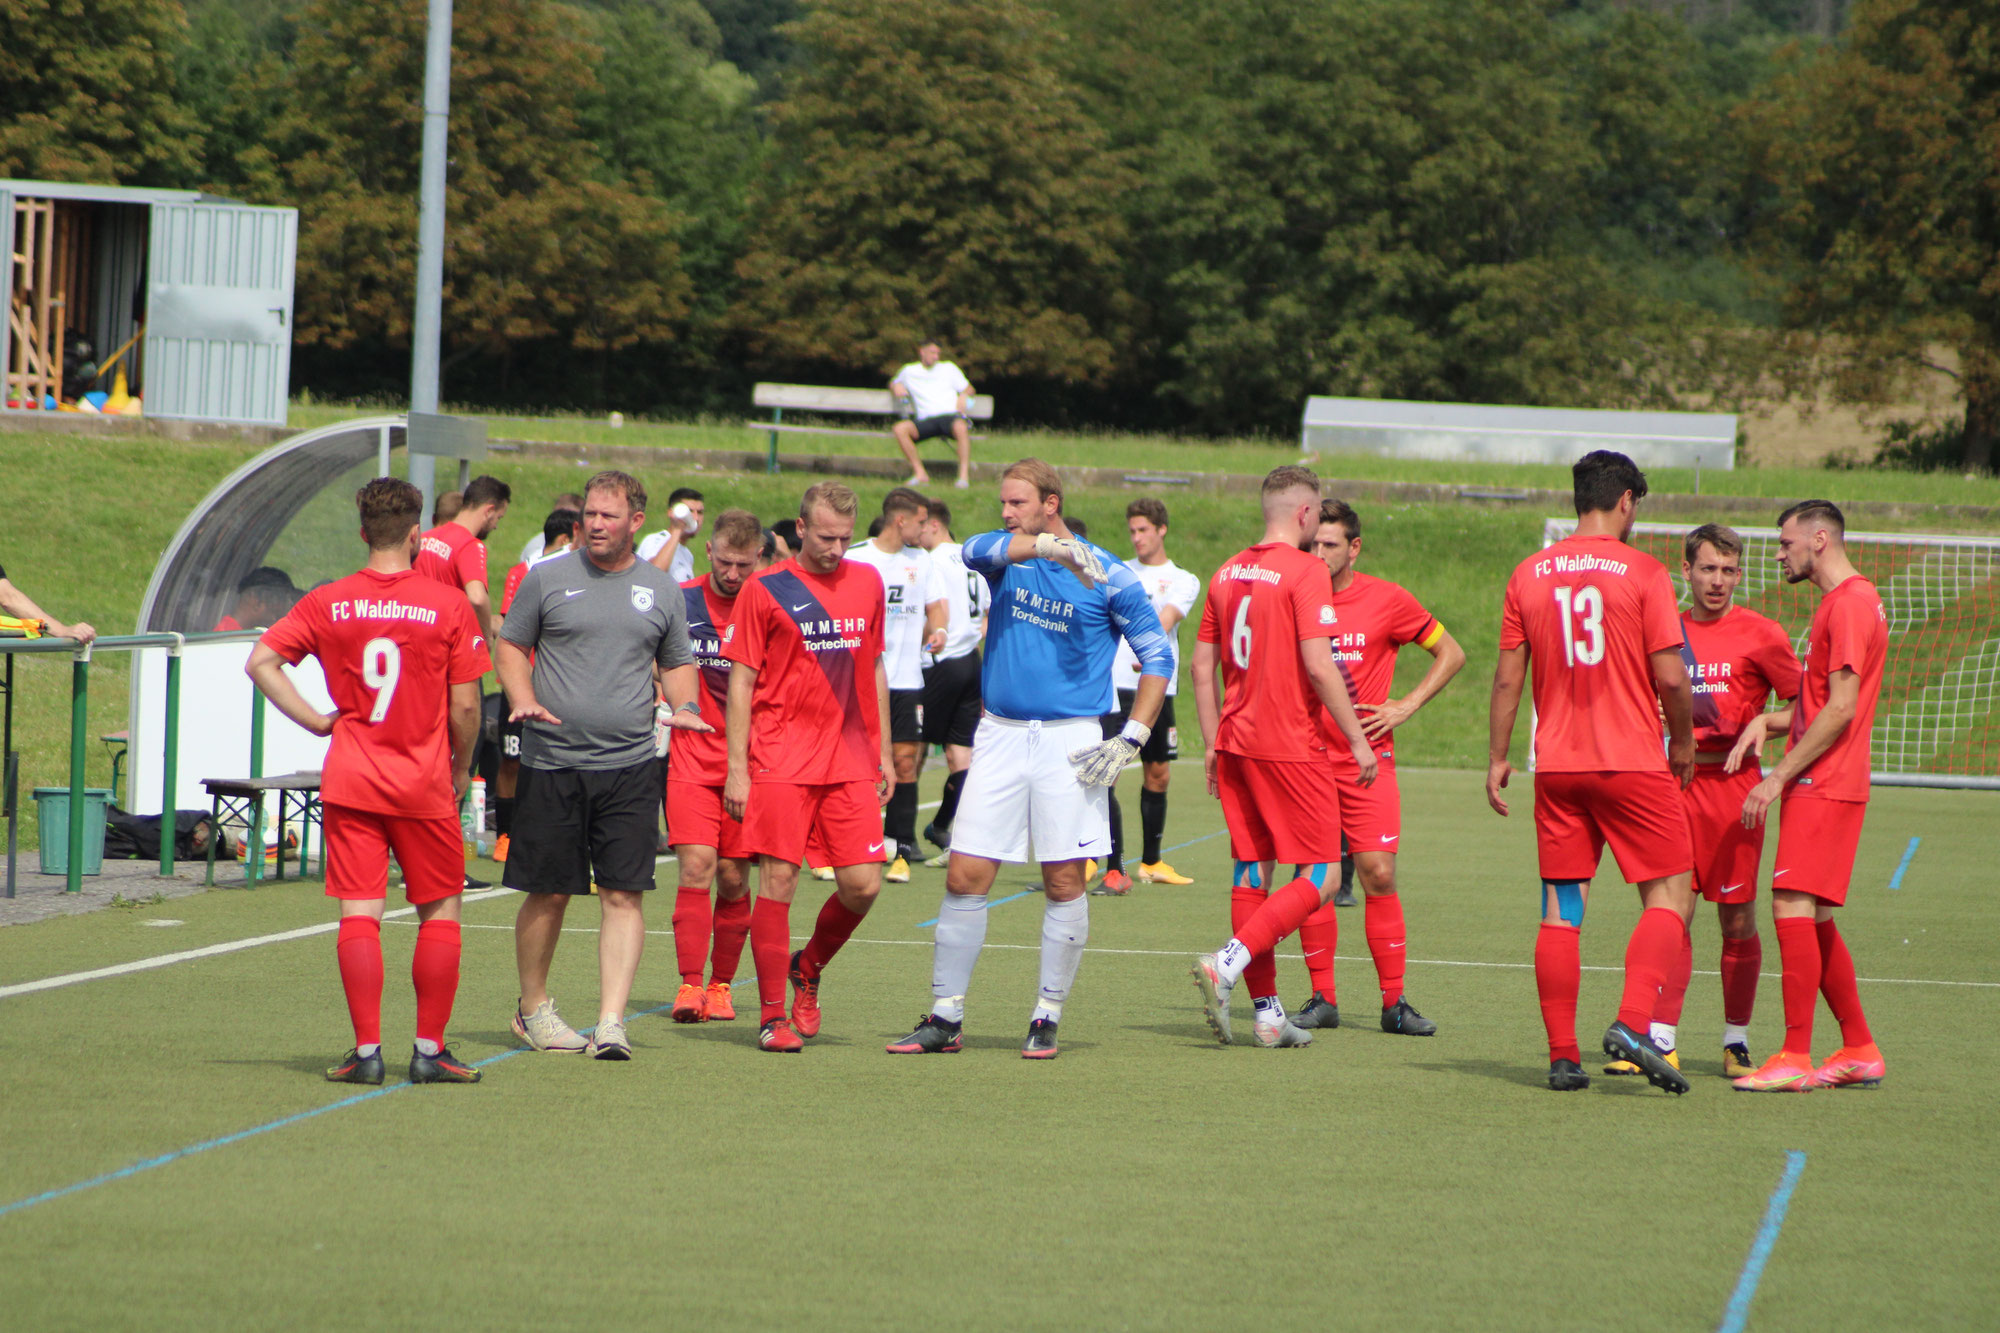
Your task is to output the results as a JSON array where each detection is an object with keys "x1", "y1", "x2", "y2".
[
  {"x1": 201, "y1": 771, "x2": 323, "y2": 886},
  {"x1": 749, "y1": 382, "x2": 995, "y2": 474}
]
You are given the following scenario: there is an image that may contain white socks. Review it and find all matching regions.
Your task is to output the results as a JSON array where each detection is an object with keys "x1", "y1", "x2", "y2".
[
  {"x1": 931, "y1": 893, "x2": 989, "y2": 1023},
  {"x1": 1650, "y1": 1022, "x2": 1677, "y2": 1053},
  {"x1": 1034, "y1": 897, "x2": 1089, "y2": 1024},
  {"x1": 414, "y1": 1038, "x2": 441, "y2": 1057},
  {"x1": 1216, "y1": 939, "x2": 1252, "y2": 985},
  {"x1": 1722, "y1": 1022, "x2": 1750, "y2": 1049}
]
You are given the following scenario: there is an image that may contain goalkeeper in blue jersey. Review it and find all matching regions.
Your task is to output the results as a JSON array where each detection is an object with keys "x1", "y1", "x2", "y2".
[{"x1": 887, "y1": 460, "x2": 1173, "y2": 1060}]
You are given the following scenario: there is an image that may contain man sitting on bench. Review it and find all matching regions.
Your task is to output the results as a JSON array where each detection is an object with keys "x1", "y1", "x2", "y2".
[{"x1": 890, "y1": 338, "x2": 974, "y2": 490}]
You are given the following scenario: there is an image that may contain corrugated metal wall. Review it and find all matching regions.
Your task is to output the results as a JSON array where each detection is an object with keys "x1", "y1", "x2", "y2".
[{"x1": 144, "y1": 203, "x2": 297, "y2": 427}]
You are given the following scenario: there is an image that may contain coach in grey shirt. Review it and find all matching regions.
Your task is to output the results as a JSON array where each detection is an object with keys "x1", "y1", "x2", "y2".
[{"x1": 496, "y1": 469, "x2": 711, "y2": 1061}]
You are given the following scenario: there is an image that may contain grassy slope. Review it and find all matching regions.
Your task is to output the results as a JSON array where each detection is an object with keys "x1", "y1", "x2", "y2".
[{"x1": 1, "y1": 769, "x2": 1994, "y2": 1330}]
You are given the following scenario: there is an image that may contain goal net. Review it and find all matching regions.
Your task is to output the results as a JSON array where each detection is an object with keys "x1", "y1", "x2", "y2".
[{"x1": 1543, "y1": 520, "x2": 2000, "y2": 790}]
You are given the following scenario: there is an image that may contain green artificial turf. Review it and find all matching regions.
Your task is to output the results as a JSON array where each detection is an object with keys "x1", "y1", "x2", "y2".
[{"x1": 2, "y1": 769, "x2": 1995, "y2": 1331}]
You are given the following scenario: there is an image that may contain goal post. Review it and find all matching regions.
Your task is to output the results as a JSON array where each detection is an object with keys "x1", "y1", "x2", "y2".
[{"x1": 1542, "y1": 520, "x2": 2000, "y2": 791}]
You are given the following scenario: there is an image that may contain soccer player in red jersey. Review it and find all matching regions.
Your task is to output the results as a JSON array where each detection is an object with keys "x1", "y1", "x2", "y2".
[
  {"x1": 246, "y1": 478, "x2": 490, "y2": 1086},
  {"x1": 723, "y1": 481, "x2": 894, "y2": 1053},
  {"x1": 1602, "y1": 524, "x2": 1797, "y2": 1081},
  {"x1": 666, "y1": 509, "x2": 765, "y2": 1025},
  {"x1": 1730, "y1": 500, "x2": 1888, "y2": 1092},
  {"x1": 1487, "y1": 450, "x2": 1697, "y2": 1094},
  {"x1": 416, "y1": 474, "x2": 510, "y2": 643},
  {"x1": 1288, "y1": 499, "x2": 1465, "y2": 1037},
  {"x1": 1188, "y1": 466, "x2": 1378, "y2": 1048}
]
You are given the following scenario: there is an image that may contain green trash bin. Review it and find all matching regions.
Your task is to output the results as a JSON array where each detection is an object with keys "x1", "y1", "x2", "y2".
[{"x1": 33, "y1": 787, "x2": 112, "y2": 877}]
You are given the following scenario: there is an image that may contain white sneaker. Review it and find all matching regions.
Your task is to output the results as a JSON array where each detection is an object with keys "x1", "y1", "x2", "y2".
[
  {"x1": 1190, "y1": 953, "x2": 1235, "y2": 1045},
  {"x1": 512, "y1": 997, "x2": 588, "y2": 1053},
  {"x1": 1253, "y1": 1011, "x2": 1313, "y2": 1048},
  {"x1": 587, "y1": 1016, "x2": 632, "y2": 1060}
]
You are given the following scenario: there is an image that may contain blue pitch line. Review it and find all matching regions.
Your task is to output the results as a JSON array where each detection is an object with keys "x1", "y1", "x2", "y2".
[
  {"x1": 0, "y1": 1002, "x2": 674, "y2": 1222},
  {"x1": 911, "y1": 828, "x2": 1230, "y2": 927},
  {"x1": 1717, "y1": 1150, "x2": 1808, "y2": 1333},
  {"x1": 1887, "y1": 836, "x2": 1921, "y2": 891}
]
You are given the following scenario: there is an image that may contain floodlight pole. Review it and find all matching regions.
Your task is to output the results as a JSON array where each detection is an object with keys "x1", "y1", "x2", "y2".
[{"x1": 407, "y1": 0, "x2": 453, "y2": 517}]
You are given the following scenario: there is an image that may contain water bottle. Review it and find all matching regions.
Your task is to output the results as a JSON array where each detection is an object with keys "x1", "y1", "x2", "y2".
[{"x1": 464, "y1": 777, "x2": 487, "y2": 854}]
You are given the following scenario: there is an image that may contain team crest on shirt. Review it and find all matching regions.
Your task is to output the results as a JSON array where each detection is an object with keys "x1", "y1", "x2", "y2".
[
  {"x1": 630, "y1": 584, "x2": 655, "y2": 613},
  {"x1": 1319, "y1": 605, "x2": 1336, "y2": 624}
]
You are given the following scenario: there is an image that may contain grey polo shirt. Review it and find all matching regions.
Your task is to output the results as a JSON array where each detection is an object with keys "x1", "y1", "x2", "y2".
[{"x1": 499, "y1": 549, "x2": 692, "y2": 770}]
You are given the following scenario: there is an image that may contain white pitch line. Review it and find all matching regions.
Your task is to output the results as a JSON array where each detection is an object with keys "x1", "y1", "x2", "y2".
[{"x1": 0, "y1": 889, "x2": 515, "y2": 1000}]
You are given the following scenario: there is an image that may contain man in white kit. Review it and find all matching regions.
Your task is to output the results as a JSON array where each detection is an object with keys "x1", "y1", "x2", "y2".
[
  {"x1": 889, "y1": 339, "x2": 974, "y2": 489},
  {"x1": 917, "y1": 497, "x2": 992, "y2": 867},
  {"x1": 845, "y1": 487, "x2": 949, "y2": 880}
]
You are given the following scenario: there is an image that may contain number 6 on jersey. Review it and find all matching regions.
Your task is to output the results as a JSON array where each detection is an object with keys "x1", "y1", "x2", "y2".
[{"x1": 361, "y1": 637, "x2": 401, "y2": 722}]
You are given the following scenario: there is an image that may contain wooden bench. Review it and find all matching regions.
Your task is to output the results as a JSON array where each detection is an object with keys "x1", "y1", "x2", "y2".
[
  {"x1": 749, "y1": 382, "x2": 995, "y2": 474},
  {"x1": 201, "y1": 771, "x2": 323, "y2": 887}
]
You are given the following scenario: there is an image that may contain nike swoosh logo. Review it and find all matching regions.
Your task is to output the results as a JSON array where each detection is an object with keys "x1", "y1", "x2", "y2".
[
  {"x1": 1379, "y1": 834, "x2": 1398, "y2": 843},
  {"x1": 868, "y1": 843, "x2": 885, "y2": 854},
  {"x1": 1772, "y1": 869, "x2": 1788, "y2": 877},
  {"x1": 792, "y1": 602, "x2": 813, "y2": 611},
  {"x1": 564, "y1": 589, "x2": 584, "y2": 598},
  {"x1": 1721, "y1": 883, "x2": 1744, "y2": 894}
]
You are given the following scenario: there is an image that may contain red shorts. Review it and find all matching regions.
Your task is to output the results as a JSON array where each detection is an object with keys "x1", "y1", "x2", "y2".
[
  {"x1": 1532, "y1": 770, "x2": 1693, "y2": 885},
  {"x1": 1683, "y1": 765, "x2": 1763, "y2": 903},
  {"x1": 1215, "y1": 752, "x2": 1341, "y2": 866},
  {"x1": 666, "y1": 779, "x2": 751, "y2": 860},
  {"x1": 1332, "y1": 760, "x2": 1400, "y2": 852},
  {"x1": 742, "y1": 779, "x2": 885, "y2": 868},
  {"x1": 323, "y1": 802, "x2": 464, "y2": 906},
  {"x1": 1772, "y1": 795, "x2": 1867, "y2": 906}
]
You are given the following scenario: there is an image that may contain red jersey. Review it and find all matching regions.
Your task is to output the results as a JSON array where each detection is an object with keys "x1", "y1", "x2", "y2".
[
  {"x1": 1789, "y1": 576, "x2": 1887, "y2": 803},
  {"x1": 1680, "y1": 605, "x2": 1799, "y2": 753},
  {"x1": 1500, "y1": 533, "x2": 1682, "y2": 773},
  {"x1": 1318, "y1": 571, "x2": 1442, "y2": 766},
  {"x1": 1195, "y1": 542, "x2": 1340, "y2": 762},
  {"x1": 500, "y1": 561, "x2": 528, "y2": 614},
  {"x1": 723, "y1": 558, "x2": 886, "y2": 784},
  {"x1": 259, "y1": 567, "x2": 490, "y2": 819},
  {"x1": 670, "y1": 576, "x2": 737, "y2": 785},
  {"x1": 214, "y1": 614, "x2": 242, "y2": 631},
  {"x1": 416, "y1": 522, "x2": 486, "y2": 593}
]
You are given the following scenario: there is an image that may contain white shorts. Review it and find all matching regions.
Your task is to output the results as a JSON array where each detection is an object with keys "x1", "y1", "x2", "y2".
[{"x1": 951, "y1": 715, "x2": 1109, "y2": 865}]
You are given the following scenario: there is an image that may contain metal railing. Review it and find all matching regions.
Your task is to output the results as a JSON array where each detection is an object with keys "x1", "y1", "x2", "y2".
[{"x1": 1, "y1": 629, "x2": 267, "y2": 896}]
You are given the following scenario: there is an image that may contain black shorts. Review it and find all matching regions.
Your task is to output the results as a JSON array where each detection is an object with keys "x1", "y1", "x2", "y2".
[
  {"x1": 913, "y1": 413, "x2": 963, "y2": 443},
  {"x1": 889, "y1": 688, "x2": 925, "y2": 745},
  {"x1": 504, "y1": 758, "x2": 662, "y2": 895},
  {"x1": 1102, "y1": 690, "x2": 1177, "y2": 763},
  {"x1": 922, "y1": 650, "x2": 982, "y2": 747}
]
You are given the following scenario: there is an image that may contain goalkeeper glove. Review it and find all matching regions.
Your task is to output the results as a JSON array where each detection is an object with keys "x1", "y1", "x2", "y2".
[
  {"x1": 1033, "y1": 532, "x2": 1107, "y2": 587},
  {"x1": 1069, "y1": 719, "x2": 1150, "y2": 787}
]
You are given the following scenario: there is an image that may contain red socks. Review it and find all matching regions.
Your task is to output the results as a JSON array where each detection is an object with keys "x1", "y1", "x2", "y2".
[
  {"x1": 1363, "y1": 893, "x2": 1407, "y2": 1007},
  {"x1": 800, "y1": 893, "x2": 867, "y2": 979},
  {"x1": 750, "y1": 897, "x2": 793, "y2": 1023},
  {"x1": 1654, "y1": 922, "x2": 1693, "y2": 1027},
  {"x1": 411, "y1": 918, "x2": 460, "y2": 1049},
  {"x1": 672, "y1": 887, "x2": 713, "y2": 985},
  {"x1": 1719, "y1": 932, "x2": 1762, "y2": 1027},
  {"x1": 711, "y1": 895, "x2": 751, "y2": 984},
  {"x1": 336, "y1": 916, "x2": 384, "y2": 1049},
  {"x1": 1775, "y1": 915, "x2": 1821, "y2": 1055},
  {"x1": 1535, "y1": 923, "x2": 1581, "y2": 1064},
  {"x1": 1231, "y1": 884, "x2": 1278, "y2": 1001},
  {"x1": 1815, "y1": 918, "x2": 1873, "y2": 1047},
  {"x1": 1615, "y1": 906, "x2": 1684, "y2": 1031},
  {"x1": 1234, "y1": 879, "x2": 1321, "y2": 963},
  {"x1": 1298, "y1": 899, "x2": 1337, "y2": 1001}
]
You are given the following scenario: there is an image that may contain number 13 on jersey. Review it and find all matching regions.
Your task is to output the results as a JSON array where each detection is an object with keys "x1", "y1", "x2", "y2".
[{"x1": 1552, "y1": 585, "x2": 1604, "y2": 666}]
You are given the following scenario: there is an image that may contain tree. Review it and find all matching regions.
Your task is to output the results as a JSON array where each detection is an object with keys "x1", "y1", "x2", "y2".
[
  {"x1": 1741, "y1": 0, "x2": 2000, "y2": 471},
  {"x1": 0, "y1": 0, "x2": 201, "y2": 184},
  {"x1": 732, "y1": 0, "x2": 1133, "y2": 388},
  {"x1": 240, "y1": 0, "x2": 689, "y2": 396}
]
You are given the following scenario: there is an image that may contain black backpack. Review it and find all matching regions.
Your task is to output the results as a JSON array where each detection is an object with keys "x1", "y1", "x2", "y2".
[{"x1": 103, "y1": 807, "x2": 233, "y2": 861}]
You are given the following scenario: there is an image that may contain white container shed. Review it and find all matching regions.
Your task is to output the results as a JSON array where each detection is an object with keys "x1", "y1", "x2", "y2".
[{"x1": 2, "y1": 179, "x2": 297, "y2": 427}]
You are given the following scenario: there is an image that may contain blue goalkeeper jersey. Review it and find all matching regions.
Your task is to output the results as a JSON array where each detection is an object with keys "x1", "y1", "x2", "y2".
[{"x1": 963, "y1": 530, "x2": 1174, "y2": 721}]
